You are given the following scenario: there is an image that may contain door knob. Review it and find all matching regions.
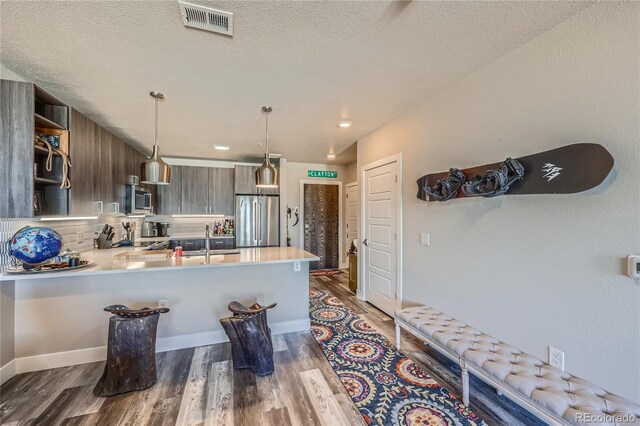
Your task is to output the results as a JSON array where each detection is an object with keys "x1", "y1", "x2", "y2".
[{"x1": 363, "y1": 238, "x2": 368, "y2": 246}]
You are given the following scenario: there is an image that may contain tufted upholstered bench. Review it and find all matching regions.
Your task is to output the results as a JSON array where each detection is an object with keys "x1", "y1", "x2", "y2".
[{"x1": 395, "y1": 306, "x2": 640, "y2": 426}]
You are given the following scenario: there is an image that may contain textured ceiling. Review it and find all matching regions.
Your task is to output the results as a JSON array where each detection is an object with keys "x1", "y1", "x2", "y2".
[{"x1": 0, "y1": 1, "x2": 590, "y2": 165}]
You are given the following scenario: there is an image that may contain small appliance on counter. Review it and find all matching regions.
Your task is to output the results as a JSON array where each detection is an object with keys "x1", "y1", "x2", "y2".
[
  {"x1": 141, "y1": 221, "x2": 158, "y2": 238},
  {"x1": 156, "y1": 222, "x2": 170, "y2": 237}
]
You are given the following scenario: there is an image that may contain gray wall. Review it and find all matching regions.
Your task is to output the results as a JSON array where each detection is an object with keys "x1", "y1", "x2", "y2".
[{"x1": 357, "y1": 3, "x2": 640, "y2": 402}]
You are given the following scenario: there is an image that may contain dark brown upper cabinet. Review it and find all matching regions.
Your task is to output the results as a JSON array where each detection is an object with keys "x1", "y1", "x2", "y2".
[
  {"x1": 69, "y1": 108, "x2": 154, "y2": 216},
  {"x1": 156, "y1": 166, "x2": 235, "y2": 216},
  {"x1": 234, "y1": 165, "x2": 279, "y2": 195}
]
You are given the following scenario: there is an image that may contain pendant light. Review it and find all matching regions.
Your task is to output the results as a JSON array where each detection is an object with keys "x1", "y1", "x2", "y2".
[
  {"x1": 140, "y1": 91, "x2": 171, "y2": 185},
  {"x1": 255, "y1": 106, "x2": 279, "y2": 188}
]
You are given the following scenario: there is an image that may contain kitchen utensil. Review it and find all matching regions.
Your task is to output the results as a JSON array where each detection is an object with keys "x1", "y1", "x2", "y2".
[{"x1": 122, "y1": 222, "x2": 133, "y2": 241}]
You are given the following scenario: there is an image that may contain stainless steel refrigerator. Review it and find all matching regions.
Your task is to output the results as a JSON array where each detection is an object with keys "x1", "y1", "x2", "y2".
[{"x1": 235, "y1": 195, "x2": 280, "y2": 247}]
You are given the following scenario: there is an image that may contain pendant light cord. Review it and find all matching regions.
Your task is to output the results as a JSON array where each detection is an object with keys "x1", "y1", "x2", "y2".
[
  {"x1": 154, "y1": 95, "x2": 159, "y2": 148},
  {"x1": 264, "y1": 109, "x2": 269, "y2": 159}
]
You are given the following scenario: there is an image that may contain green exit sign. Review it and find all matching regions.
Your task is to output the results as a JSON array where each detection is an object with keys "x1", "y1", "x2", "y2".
[{"x1": 308, "y1": 170, "x2": 338, "y2": 178}]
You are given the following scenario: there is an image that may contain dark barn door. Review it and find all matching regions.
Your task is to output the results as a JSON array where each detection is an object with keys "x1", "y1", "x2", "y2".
[{"x1": 303, "y1": 184, "x2": 339, "y2": 270}]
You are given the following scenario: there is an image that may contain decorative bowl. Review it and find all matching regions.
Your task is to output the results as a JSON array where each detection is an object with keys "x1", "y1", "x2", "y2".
[{"x1": 9, "y1": 226, "x2": 63, "y2": 265}]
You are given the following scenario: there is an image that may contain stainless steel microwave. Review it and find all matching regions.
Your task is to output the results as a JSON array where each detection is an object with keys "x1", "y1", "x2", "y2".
[{"x1": 125, "y1": 185, "x2": 152, "y2": 214}]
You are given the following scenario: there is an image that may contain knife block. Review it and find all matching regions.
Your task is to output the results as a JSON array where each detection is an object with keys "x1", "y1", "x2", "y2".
[{"x1": 97, "y1": 234, "x2": 113, "y2": 249}]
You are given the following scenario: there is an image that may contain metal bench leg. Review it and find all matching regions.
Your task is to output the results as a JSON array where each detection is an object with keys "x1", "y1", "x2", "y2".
[
  {"x1": 395, "y1": 322, "x2": 401, "y2": 350},
  {"x1": 460, "y1": 358, "x2": 469, "y2": 407}
]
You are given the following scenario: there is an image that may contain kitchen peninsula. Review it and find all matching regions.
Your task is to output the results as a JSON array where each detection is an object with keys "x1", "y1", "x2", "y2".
[{"x1": 1, "y1": 247, "x2": 318, "y2": 374}]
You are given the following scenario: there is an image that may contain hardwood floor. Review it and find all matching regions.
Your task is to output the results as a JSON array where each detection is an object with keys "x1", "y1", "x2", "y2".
[{"x1": 0, "y1": 272, "x2": 545, "y2": 425}]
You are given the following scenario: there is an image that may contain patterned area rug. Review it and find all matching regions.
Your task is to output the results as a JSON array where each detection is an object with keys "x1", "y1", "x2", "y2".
[
  {"x1": 310, "y1": 289, "x2": 486, "y2": 426},
  {"x1": 309, "y1": 269, "x2": 342, "y2": 277}
]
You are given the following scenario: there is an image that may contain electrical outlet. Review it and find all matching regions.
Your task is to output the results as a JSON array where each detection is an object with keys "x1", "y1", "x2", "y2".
[
  {"x1": 420, "y1": 232, "x2": 430, "y2": 246},
  {"x1": 158, "y1": 299, "x2": 169, "y2": 309},
  {"x1": 76, "y1": 231, "x2": 84, "y2": 243},
  {"x1": 548, "y1": 346, "x2": 564, "y2": 371},
  {"x1": 293, "y1": 261, "x2": 301, "y2": 272}
]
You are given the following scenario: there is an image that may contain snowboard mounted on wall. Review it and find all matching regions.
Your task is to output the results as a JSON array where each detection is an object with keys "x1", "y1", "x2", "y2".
[{"x1": 417, "y1": 143, "x2": 614, "y2": 202}]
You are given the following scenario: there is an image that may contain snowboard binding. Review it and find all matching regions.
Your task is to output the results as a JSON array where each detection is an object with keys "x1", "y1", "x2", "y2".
[
  {"x1": 424, "y1": 168, "x2": 467, "y2": 201},
  {"x1": 462, "y1": 157, "x2": 525, "y2": 198}
]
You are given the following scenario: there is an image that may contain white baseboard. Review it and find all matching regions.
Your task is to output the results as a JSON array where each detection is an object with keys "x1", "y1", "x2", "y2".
[
  {"x1": 14, "y1": 318, "x2": 311, "y2": 375},
  {"x1": 16, "y1": 346, "x2": 107, "y2": 375},
  {"x1": 0, "y1": 360, "x2": 16, "y2": 385}
]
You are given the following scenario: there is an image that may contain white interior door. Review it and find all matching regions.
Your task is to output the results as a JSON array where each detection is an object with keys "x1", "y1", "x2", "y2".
[
  {"x1": 346, "y1": 182, "x2": 358, "y2": 251},
  {"x1": 363, "y1": 160, "x2": 399, "y2": 316}
]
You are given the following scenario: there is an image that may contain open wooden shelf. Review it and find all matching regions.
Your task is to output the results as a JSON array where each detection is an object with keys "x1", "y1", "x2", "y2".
[
  {"x1": 34, "y1": 144, "x2": 65, "y2": 157},
  {"x1": 34, "y1": 176, "x2": 61, "y2": 185},
  {"x1": 34, "y1": 113, "x2": 65, "y2": 130}
]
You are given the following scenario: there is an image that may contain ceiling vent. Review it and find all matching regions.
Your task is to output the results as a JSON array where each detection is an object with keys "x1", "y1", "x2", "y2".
[{"x1": 178, "y1": 1, "x2": 233, "y2": 36}]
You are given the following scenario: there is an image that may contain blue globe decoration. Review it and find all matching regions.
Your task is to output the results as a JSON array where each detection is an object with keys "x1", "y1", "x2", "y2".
[{"x1": 9, "y1": 226, "x2": 63, "y2": 265}]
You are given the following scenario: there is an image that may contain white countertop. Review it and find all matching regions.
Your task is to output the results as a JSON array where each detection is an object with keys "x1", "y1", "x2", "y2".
[{"x1": 1, "y1": 247, "x2": 318, "y2": 281}]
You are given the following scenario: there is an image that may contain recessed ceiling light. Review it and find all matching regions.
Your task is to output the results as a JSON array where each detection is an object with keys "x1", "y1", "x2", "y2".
[
  {"x1": 338, "y1": 120, "x2": 352, "y2": 128},
  {"x1": 327, "y1": 153, "x2": 336, "y2": 160},
  {"x1": 214, "y1": 145, "x2": 230, "y2": 151}
]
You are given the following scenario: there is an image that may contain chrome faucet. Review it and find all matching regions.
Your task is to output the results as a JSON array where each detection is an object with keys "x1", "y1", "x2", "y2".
[{"x1": 205, "y1": 224, "x2": 211, "y2": 259}]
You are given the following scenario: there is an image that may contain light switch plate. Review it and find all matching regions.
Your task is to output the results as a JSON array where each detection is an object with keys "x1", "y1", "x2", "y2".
[
  {"x1": 294, "y1": 261, "x2": 301, "y2": 272},
  {"x1": 420, "y1": 233, "x2": 430, "y2": 246},
  {"x1": 76, "y1": 232, "x2": 84, "y2": 243}
]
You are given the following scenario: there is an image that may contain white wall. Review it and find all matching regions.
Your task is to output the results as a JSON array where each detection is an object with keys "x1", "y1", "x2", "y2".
[
  {"x1": 357, "y1": 2, "x2": 640, "y2": 403},
  {"x1": 343, "y1": 161, "x2": 357, "y2": 185},
  {"x1": 284, "y1": 162, "x2": 347, "y2": 265}
]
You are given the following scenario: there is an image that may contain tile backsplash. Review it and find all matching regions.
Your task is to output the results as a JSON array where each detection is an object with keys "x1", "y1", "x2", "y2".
[
  {"x1": 152, "y1": 215, "x2": 234, "y2": 236},
  {"x1": 0, "y1": 219, "x2": 32, "y2": 273}
]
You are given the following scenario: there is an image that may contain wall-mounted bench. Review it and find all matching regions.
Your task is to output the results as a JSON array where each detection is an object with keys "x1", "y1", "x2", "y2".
[{"x1": 395, "y1": 306, "x2": 640, "y2": 426}]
